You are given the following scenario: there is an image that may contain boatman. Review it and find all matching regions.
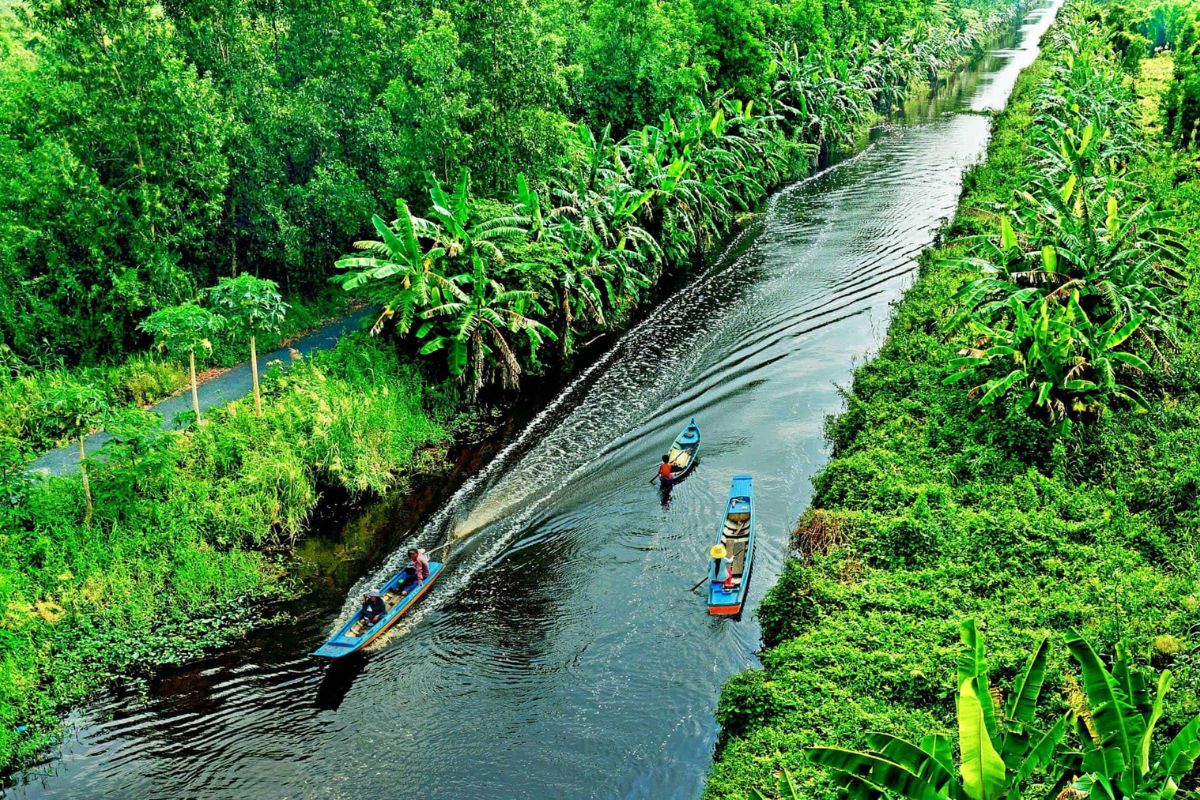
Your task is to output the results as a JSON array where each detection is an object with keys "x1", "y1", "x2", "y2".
[
  {"x1": 361, "y1": 592, "x2": 386, "y2": 624},
  {"x1": 658, "y1": 455, "x2": 677, "y2": 483},
  {"x1": 398, "y1": 548, "x2": 430, "y2": 597}
]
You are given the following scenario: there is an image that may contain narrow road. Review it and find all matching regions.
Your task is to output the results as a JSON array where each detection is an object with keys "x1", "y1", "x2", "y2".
[{"x1": 27, "y1": 307, "x2": 375, "y2": 476}]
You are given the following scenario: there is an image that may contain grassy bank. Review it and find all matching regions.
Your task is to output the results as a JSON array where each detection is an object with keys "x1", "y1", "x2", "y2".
[
  {"x1": 705, "y1": 7, "x2": 1200, "y2": 800},
  {"x1": 0, "y1": 292, "x2": 349, "y2": 460},
  {"x1": 0, "y1": 335, "x2": 453, "y2": 771}
]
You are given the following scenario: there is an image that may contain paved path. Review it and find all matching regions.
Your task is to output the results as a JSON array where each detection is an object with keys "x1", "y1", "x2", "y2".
[{"x1": 28, "y1": 307, "x2": 376, "y2": 476}]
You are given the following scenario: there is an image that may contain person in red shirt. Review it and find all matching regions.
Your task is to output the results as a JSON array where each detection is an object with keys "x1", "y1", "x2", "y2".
[
  {"x1": 399, "y1": 548, "x2": 430, "y2": 596},
  {"x1": 658, "y1": 455, "x2": 677, "y2": 483}
]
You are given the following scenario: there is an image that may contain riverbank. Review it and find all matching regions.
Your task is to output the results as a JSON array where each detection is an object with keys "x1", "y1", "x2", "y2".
[
  {"x1": 0, "y1": 335, "x2": 454, "y2": 772},
  {"x1": 705, "y1": 7, "x2": 1200, "y2": 799},
  {"x1": 0, "y1": 0, "x2": 1032, "y2": 782}
]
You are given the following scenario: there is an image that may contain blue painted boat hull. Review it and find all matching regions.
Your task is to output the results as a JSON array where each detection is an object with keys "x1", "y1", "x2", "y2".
[
  {"x1": 707, "y1": 475, "x2": 754, "y2": 616},
  {"x1": 661, "y1": 418, "x2": 700, "y2": 482},
  {"x1": 312, "y1": 562, "x2": 445, "y2": 659}
]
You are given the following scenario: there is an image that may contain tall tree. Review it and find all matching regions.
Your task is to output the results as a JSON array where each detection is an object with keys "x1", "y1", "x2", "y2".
[
  {"x1": 577, "y1": 0, "x2": 708, "y2": 132},
  {"x1": 36, "y1": 385, "x2": 109, "y2": 525},
  {"x1": 206, "y1": 275, "x2": 288, "y2": 416},
  {"x1": 139, "y1": 303, "x2": 225, "y2": 424},
  {"x1": 375, "y1": 8, "x2": 475, "y2": 202},
  {"x1": 9, "y1": 0, "x2": 231, "y2": 361}
]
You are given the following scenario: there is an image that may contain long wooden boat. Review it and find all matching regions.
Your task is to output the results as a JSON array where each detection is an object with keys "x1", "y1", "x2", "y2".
[
  {"x1": 661, "y1": 418, "x2": 701, "y2": 482},
  {"x1": 707, "y1": 475, "x2": 755, "y2": 616},
  {"x1": 311, "y1": 561, "x2": 444, "y2": 659}
]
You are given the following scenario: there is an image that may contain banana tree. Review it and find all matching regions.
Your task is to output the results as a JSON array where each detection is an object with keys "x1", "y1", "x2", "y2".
[
  {"x1": 417, "y1": 254, "x2": 557, "y2": 401},
  {"x1": 945, "y1": 291, "x2": 1153, "y2": 420},
  {"x1": 1061, "y1": 632, "x2": 1200, "y2": 799},
  {"x1": 425, "y1": 169, "x2": 528, "y2": 264},
  {"x1": 206, "y1": 274, "x2": 289, "y2": 416},
  {"x1": 806, "y1": 620, "x2": 1067, "y2": 800},
  {"x1": 138, "y1": 303, "x2": 225, "y2": 425},
  {"x1": 334, "y1": 203, "x2": 452, "y2": 335}
]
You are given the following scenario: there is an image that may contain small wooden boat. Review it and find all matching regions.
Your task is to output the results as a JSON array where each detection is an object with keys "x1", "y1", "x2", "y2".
[
  {"x1": 661, "y1": 418, "x2": 701, "y2": 482},
  {"x1": 312, "y1": 561, "x2": 445, "y2": 659},
  {"x1": 707, "y1": 475, "x2": 755, "y2": 616}
]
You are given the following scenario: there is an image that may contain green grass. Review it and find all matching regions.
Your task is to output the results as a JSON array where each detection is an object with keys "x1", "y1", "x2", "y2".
[
  {"x1": 704, "y1": 45, "x2": 1200, "y2": 800},
  {"x1": 0, "y1": 292, "x2": 348, "y2": 459},
  {"x1": 0, "y1": 335, "x2": 453, "y2": 771}
]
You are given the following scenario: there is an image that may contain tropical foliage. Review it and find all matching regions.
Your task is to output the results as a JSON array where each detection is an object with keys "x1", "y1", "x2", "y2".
[
  {"x1": 707, "y1": 6, "x2": 1200, "y2": 799},
  {"x1": 0, "y1": 0, "x2": 1017, "y2": 367},
  {"x1": 802, "y1": 623, "x2": 1199, "y2": 800},
  {"x1": 336, "y1": 0, "x2": 1014, "y2": 397},
  {"x1": 943, "y1": 10, "x2": 1187, "y2": 422}
]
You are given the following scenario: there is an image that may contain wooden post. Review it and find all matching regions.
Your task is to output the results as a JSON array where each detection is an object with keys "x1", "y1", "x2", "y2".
[
  {"x1": 190, "y1": 350, "x2": 202, "y2": 425},
  {"x1": 250, "y1": 335, "x2": 262, "y2": 417},
  {"x1": 78, "y1": 435, "x2": 92, "y2": 525}
]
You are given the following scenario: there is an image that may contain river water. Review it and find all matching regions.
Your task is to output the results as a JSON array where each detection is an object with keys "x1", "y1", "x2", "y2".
[{"x1": 7, "y1": 5, "x2": 1058, "y2": 798}]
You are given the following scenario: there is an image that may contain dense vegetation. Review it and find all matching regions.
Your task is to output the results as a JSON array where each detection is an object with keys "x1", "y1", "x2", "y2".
[
  {"x1": 0, "y1": 0, "x2": 1015, "y2": 368},
  {"x1": 0, "y1": 337, "x2": 453, "y2": 769},
  {"x1": 706, "y1": 3, "x2": 1200, "y2": 798},
  {"x1": 0, "y1": 0, "x2": 1043, "y2": 780}
]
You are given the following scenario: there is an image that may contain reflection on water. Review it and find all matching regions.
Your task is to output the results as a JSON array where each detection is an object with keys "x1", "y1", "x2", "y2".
[{"x1": 6, "y1": 4, "x2": 1060, "y2": 798}]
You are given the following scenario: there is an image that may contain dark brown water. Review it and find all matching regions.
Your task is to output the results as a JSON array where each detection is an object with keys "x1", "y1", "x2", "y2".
[{"x1": 6, "y1": 5, "x2": 1059, "y2": 797}]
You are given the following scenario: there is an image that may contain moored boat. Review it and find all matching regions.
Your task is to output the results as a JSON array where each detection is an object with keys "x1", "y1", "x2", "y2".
[
  {"x1": 312, "y1": 560, "x2": 445, "y2": 659},
  {"x1": 660, "y1": 418, "x2": 701, "y2": 482},
  {"x1": 707, "y1": 474, "x2": 754, "y2": 616}
]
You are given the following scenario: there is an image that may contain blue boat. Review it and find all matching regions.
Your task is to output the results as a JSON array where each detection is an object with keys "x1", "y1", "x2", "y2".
[
  {"x1": 707, "y1": 475, "x2": 754, "y2": 616},
  {"x1": 660, "y1": 418, "x2": 701, "y2": 482},
  {"x1": 312, "y1": 561, "x2": 445, "y2": 659}
]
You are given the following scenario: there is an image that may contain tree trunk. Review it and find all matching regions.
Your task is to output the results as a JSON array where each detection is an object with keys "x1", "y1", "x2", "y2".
[
  {"x1": 250, "y1": 336, "x2": 262, "y2": 416},
  {"x1": 79, "y1": 435, "x2": 93, "y2": 526},
  {"x1": 190, "y1": 350, "x2": 202, "y2": 424}
]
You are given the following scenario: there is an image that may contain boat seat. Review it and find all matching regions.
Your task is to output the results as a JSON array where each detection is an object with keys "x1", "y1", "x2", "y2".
[{"x1": 723, "y1": 521, "x2": 750, "y2": 539}]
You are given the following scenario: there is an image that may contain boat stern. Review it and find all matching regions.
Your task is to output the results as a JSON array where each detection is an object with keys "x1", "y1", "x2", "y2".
[
  {"x1": 707, "y1": 602, "x2": 742, "y2": 616},
  {"x1": 311, "y1": 638, "x2": 360, "y2": 659}
]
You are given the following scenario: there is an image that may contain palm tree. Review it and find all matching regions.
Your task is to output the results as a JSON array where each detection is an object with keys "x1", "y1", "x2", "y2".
[{"x1": 417, "y1": 255, "x2": 556, "y2": 401}]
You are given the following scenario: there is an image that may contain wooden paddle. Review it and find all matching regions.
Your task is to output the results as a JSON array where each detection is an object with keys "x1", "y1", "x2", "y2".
[{"x1": 689, "y1": 576, "x2": 709, "y2": 592}]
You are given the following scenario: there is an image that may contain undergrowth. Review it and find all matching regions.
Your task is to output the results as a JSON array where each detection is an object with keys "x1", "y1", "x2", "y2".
[{"x1": 0, "y1": 335, "x2": 452, "y2": 771}]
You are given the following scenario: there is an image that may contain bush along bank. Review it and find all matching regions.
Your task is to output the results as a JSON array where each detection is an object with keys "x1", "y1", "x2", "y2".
[
  {"x1": 705, "y1": 4, "x2": 1200, "y2": 799},
  {"x1": 0, "y1": 336, "x2": 453, "y2": 773}
]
